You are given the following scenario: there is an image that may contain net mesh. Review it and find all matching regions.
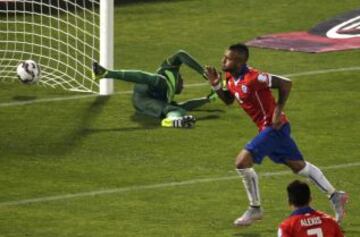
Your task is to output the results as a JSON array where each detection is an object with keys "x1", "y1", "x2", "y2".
[{"x1": 0, "y1": 0, "x2": 100, "y2": 93}]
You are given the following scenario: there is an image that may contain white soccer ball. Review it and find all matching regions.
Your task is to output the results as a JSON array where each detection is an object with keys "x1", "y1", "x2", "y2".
[{"x1": 16, "y1": 60, "x2": 41, "y2": 84}]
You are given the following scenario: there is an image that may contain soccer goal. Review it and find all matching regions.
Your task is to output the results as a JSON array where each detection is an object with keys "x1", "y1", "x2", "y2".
[{"x1": 0, "y1": 0, "x2": 114, "y2": 95}]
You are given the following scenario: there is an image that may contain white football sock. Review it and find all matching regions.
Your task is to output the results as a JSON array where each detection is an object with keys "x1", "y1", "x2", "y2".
[
  {"x1": 236, "y1": 168, "x2": 261, "y2": 206},
  {"x1": 297, "y1": 161, "x2": 336, "y2": 197}
]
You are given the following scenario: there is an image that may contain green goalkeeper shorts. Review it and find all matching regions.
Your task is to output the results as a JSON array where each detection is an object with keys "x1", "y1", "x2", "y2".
[{"x1": 132, "y1": 84, "x2": 186, "y2": 118}]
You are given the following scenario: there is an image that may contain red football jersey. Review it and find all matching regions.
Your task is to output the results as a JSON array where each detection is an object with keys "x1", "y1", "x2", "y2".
[
  {"x1": 225, "y1": 66, "x2": 288, "y2": 131},
  {"x1": 278, "y1": 208, "x2": 344, "y2": 237}
]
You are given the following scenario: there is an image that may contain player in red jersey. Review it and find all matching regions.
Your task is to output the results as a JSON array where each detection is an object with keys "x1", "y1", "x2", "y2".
[
  {"x1": 205, "y1": 43, "x2": 348, "y2": 227},
  {"x1": 278, "y1": 180, "x2": 344, "y2": 237}
]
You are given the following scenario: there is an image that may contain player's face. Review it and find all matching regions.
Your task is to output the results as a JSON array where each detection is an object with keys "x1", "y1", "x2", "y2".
[{"x1": 221, "y1": 49, "x2": 245, "y2": 72}]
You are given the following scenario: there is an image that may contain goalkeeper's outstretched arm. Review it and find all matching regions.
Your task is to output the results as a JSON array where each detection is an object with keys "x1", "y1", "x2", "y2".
[
  {"x1": 165, "y1": 50, "x2": 206, "y2": 77},
  {"x1": 177, "y1": 97, "x2": 209, "y2": 111}
]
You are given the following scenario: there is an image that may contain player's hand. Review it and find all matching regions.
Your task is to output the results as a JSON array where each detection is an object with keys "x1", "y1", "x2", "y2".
[
  {"x1": 205, "y1": 66, "x2": 221, "y2": 86},
  {"x1": 272, "y1": 106, "x2": 283, "y2": 130}
]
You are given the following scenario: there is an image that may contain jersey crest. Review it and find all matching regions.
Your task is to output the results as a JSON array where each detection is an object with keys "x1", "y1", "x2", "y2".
[{"x1": 241, "y1": 85, "x2": 248, "y2": 93}]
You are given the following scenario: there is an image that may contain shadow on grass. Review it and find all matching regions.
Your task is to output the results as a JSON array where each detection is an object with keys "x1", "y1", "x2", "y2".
[
  {"x1": 1, "y1": 97, "x2": 223, "y2": 157},
  {"x1": 192, "y1": 108, "x2": 225, "y2": 113},
  {"x1": 233, "y1": 232, "x2": 261, "y2": 237},
  {"x1": 196, "y1": 114, "x2": 221, "y2": 121},
  {"x1": 12, "y1": 95, "x2": 37, "y2": 101},
  {"x1": 83, "y1": 106, "x2": 224, "y2": 134},
  {"x1": 83, "y1": 126, "x2": 156, "y2": 133},
  {"x1": 0, "y1": 95, "x2": 111, "y2": 157},
  {"x1": 52, "y1": 95, "x2": 111, "y2": 155},
  {"x1": 83, "y1": 112, "x2": 159, "y2": 134},
  {"x1": 131, "y1": 112, "x2": 162, "y2": 128},
  {"x1": 82, "y1": 110, "x2": 222, "y2": 134}
]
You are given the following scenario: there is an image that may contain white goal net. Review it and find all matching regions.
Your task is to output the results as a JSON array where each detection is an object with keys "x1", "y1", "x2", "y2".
[{"x1": 0, "y1": 0, "x2": 113, "y2": 94}]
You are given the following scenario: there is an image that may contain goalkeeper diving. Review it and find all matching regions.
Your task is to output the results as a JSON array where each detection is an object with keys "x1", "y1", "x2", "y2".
[{"x1": 93, "y1": 50, "x2": 216, "y2": 128}]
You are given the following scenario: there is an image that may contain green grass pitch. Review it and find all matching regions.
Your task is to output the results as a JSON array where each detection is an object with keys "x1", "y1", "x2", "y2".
[{"x1": 0, "y1": 0, "x2": 359, "y2": 236}]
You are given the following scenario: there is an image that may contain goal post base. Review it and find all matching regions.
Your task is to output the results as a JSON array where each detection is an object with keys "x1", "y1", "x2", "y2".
[{"x1": 99, "y1": 78, "x2": 114, "y2": 96}]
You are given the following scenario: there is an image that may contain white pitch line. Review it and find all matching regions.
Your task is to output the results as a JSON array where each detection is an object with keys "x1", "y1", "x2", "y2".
[
  {"x1": 284, "y1": 66, "x2": 360, "y2": 77},
  {"x1": 0, "y1": 91, "x2": 130, "y2": 108},
  {"x1": 1, "y1": 162, "x2": 359, "y2": 207},
  {"x1": 183, "y1": 66, "x2": 360, "y2": 87},
  {"x1": 0, "y1": 94, "x2": 99, "y2": 107},
  {"x1": 1, "y1": 66, "x2": 360, "y2": 108}
]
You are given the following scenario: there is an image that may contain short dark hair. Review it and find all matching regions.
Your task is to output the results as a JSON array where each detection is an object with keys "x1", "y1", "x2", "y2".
[
  {"x1": 228, "y1": 43, "x2": 249, "y2": 62},
  {"x1": 287, "y1": 180, "x2": 311, "y2": 207}
]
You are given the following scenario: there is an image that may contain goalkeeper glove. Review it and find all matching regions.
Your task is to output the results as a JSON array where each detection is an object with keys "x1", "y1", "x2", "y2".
[
  {"x1": 92, "y1": 61, "x2": 108, "y2": 80},
  {"x1": 207, "y1": 90, "x2": 218, "y2": 102}
]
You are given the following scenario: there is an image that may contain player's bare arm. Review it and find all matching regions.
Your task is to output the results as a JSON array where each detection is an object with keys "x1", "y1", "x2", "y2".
[
  {"x1": 205, "y1": 66, "x2": 234, "y2": 105},
  {"x1": 271, "y1": 75, "x2": 292, "y2": 129}
]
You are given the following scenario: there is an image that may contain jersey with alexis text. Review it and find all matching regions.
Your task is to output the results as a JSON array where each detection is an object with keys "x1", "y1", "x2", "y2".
[
  {"x1": 278, "y1": 207, "x2": 344, "y2": 237},
  {"x1": 225, "y1": 67, "x2": 288, "y2": 131}
]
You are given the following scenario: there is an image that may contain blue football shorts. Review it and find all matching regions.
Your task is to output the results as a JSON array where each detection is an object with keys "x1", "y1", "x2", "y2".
[{"x1": 245, "y1": 123, "x2": 303, "y2": 164}]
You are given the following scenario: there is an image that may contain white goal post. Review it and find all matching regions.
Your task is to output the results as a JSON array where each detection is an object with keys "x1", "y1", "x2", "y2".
[
  {"x1": 0, "y1": 0, "x2": 114, "y2": 95},
  {"x1": 99, "y1": 0, "x2": 114, "y2": 95}
]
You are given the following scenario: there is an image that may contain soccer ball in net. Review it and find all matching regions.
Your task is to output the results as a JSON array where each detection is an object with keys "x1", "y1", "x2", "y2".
[{"x1": 16, "y1": 60, "x2": 41, "y2": 84}]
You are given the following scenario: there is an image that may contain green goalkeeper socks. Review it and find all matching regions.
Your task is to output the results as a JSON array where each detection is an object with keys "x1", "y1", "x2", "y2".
[
  {"x1": 207, "y1": 90, "x2": 218, "y2": 102},
  {"x1": 105, "y1": 70, "x2": 160, "y2": 87},
  {"x1": 92, "y1": 62, "x2": 161, "y2": 87}
]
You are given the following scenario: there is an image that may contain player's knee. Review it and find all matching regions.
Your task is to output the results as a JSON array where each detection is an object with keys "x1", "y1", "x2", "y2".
[
  {"x1": 235, "y1": 149, "x2": 253, "y2": 169},
  {"x1": 285, "y1": 160, "x2": 306, "y2": 173},
  {"x1": 173, "y1": 49, "x2": 190, "y2": 61},
  {"x1": 175, "y1": 49, "x2": 187, "y2": 55}
]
